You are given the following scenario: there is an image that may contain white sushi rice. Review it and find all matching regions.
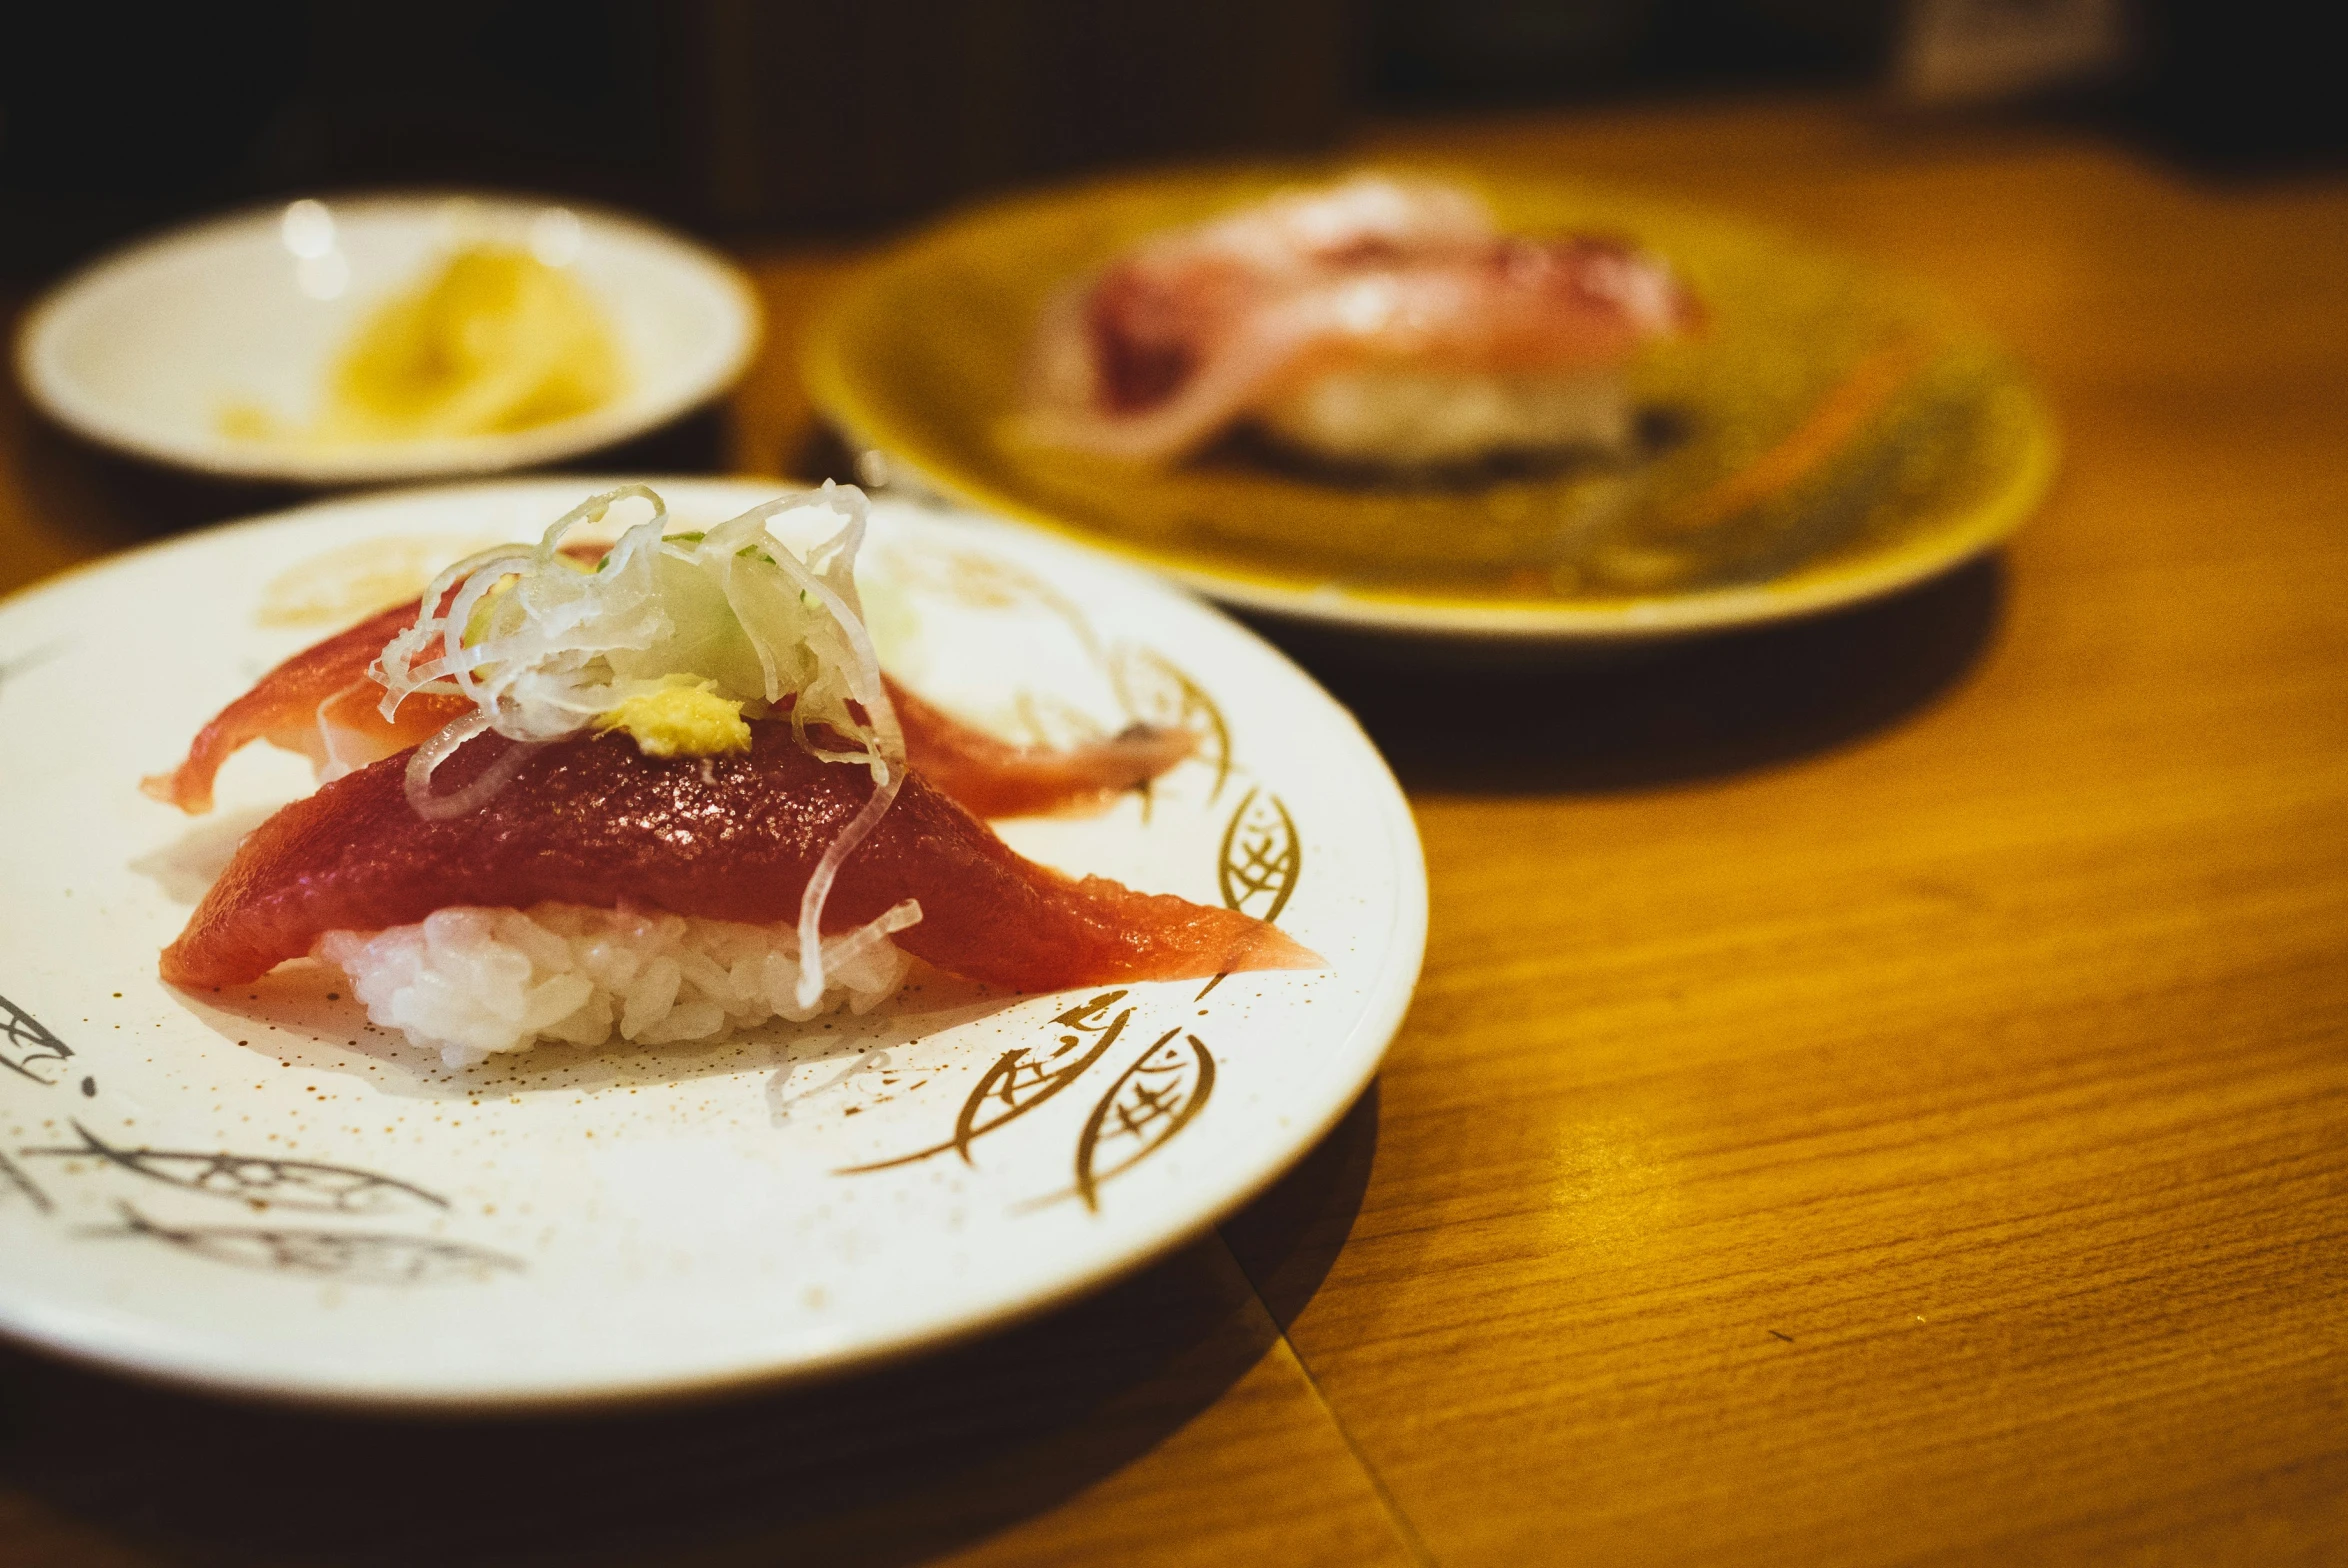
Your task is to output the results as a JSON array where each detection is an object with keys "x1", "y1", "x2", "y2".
[
  {"x1": 1257, "y1": 367, "x2": 1631, "y2": 467},
  {"x1": 316, "y1": 900, "x2": 921, "y2": 1068}
]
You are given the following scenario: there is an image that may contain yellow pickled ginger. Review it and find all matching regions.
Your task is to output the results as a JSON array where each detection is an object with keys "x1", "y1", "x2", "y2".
[{"x1": 228, "y1": 245, "x2": 624, "y2": 443}]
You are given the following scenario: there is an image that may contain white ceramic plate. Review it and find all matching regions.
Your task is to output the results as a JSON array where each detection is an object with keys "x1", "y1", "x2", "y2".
[
  {"x1": 14, "y1": 195, "x2": 761, "y2": 484},
  {"x1": 0, "y1": 478, "x2": 1424, "y2": 1409}
]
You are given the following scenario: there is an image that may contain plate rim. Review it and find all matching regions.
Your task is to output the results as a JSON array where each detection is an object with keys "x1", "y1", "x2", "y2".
[
  {"x1": 0, "y1": 475, "x2": 1428, "y2": 1412},
  {"x1": 12, "y1": 192, "x2": 765, "y2": 485},
  {"x1": 801, "y1": 162, "x2": 2059, "y2": 643}
]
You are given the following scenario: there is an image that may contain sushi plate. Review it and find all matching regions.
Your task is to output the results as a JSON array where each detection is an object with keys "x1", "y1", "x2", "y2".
[
  {"x1": 804, "y1": 163, "x2": 2056, "y2": 646},
  {"x1": 0, "y1": 477, "x2": 1425, "y2": 1410}
]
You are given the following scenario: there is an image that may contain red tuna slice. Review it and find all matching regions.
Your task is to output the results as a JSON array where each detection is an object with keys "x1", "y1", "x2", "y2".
[
  {"x1": 885, "y1": 681, "x2": 1194, "y2": 818},
  {"x1": 146, "y1": 602, "x2": 1196, "y2": 820},
  {"x1": 141, "y1": 602, "x2": 462, "y2": 814},
  {"x1": 160, "y1": 721, "x2": 1317, "y2": 991}
]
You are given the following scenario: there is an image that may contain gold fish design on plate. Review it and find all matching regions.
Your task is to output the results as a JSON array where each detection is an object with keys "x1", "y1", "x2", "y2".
[
  {"x1": 0, "y1": 991, "x2": 73, "y2": 1086},
  {"x1": 838, "y1": 989, "x2": 1137, "y2": 1174},
  {"x1": 1219, "y1": 788, "x2": 1302, "y2": 925},
  {"x1": 19, "y1": 1121, "x2": 448, "y2": 1216},
  {"x1": 1069, "y1": 1028, "x2": 1216, "y2": 1212},
  {"x1": 97, "y1": 1205, "x2": 522, "y2": 1286}
]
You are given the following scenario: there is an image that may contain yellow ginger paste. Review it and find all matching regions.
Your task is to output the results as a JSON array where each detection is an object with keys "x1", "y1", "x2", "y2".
[{"x1": 593, "y1": 683, "x2": 752, "y2": 758}]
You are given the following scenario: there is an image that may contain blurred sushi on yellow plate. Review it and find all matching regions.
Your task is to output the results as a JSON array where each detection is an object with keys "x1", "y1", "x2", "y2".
[{"x1": 805, "y1": 165, "x2": 2053, "y2": 645}]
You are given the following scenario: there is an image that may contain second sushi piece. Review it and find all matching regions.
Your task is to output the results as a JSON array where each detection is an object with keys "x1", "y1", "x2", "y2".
[{"x1": 1022, "y1": 173, "x2": 1701, "y2": 471}]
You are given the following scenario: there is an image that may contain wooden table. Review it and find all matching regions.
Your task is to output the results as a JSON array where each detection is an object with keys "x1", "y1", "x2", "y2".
[{"x1": 5, "y1": 97, "x2": 2346, "y2": 1565}]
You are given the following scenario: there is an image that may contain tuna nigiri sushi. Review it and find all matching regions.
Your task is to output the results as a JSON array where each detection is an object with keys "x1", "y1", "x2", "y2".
[
  {"x1": 152, "y1": 485, "x2": 1314, "y2": 1065},
  {"x1": 1023, "y1": 173, "x2": 1700, "y2": 470}
]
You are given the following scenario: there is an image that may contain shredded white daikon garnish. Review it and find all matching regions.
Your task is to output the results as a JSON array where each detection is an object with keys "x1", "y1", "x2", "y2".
[{"x1": 372, "y1": 483, "x2": 908, "y2": 1008}]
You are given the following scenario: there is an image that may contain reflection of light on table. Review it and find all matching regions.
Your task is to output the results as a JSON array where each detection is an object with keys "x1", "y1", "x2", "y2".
[
  {"x1": 280, "y1": 197, "x2": 349, "y2": 301},
  {"x1": 528, "y1": 206, "x2": 583, "y2": 267}
]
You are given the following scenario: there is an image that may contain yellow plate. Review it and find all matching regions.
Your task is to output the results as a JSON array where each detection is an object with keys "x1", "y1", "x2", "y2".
[{"x1": 804, "y1": 164, "x2": 2056, "y2": 643}]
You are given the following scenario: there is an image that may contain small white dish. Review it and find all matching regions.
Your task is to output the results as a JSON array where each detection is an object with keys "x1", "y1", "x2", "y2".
[
  {"x1": 0, "y1": 478, "x2": 1425, "y2": 1409},
  {"x1": 14, "y1": 195, "x2": 761, "y2": 485}
]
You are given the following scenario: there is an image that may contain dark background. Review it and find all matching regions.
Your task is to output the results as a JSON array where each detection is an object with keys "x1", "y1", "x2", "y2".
[{"x1": 1, "y1": 0, "x2": 2338, "y2": 281}]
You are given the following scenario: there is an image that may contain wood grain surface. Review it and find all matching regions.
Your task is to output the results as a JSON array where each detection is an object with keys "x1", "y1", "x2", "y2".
[{"x1": 4, "y1": 98, "x2": 2345, "y2": 1566}]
